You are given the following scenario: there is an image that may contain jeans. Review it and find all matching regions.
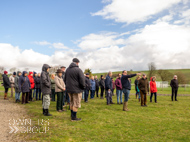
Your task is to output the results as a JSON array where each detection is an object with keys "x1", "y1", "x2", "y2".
[
  {"x1": 116, "y1": 89, "x2": 123, "y2": 103},
  {"x1": 137, "y1": 92, "x2": 141, "y2": 99},
  {"x1": 82, "y1": 91, "x2": 84, "y2": 99},
  {"x1": 90, "y1": 90, "x2": 95, "y2": 98},
  {"x1": 15, "y1": 92, "x2": 21, "y2": 100},
  {"x1": 123, "y1": 89, "x2": 130, "y2": 102},
  {"x1": 33, "y1": 89, "x2": 36, "y2": 98},
  {"x1": 62, "y1": 91, "x2": 65, "y2": 106},
  {"x1": 36, "y1": 88, "x2": 41, "y2": 100},
  {"x1": 84, "y1": 90, "x2": 89, "y2": 102},
  {"x1": 65, "y1": 90, "x2": 70, "y2": 103},
  {"x1": 150, "y1": 92, "x2": 157, "y2": 102}
]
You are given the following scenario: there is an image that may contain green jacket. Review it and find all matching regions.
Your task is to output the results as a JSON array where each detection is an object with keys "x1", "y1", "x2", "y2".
[{"x1": 51, "y1": 78, "x2": 55, "y2": 89}]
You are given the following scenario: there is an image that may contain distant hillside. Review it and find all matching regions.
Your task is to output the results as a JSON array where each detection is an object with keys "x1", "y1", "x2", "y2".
[{"x1": 93, "y1": 69, "x2": 190, "y2": 84}]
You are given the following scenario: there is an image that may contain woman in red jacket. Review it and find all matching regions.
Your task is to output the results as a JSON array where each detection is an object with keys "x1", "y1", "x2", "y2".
[
  {"x1": 28, "y1": 72, "x2": 35, "y2": 101},
  {"x1": 150, "y1": 76, "x2": 158, "y2": 103}
]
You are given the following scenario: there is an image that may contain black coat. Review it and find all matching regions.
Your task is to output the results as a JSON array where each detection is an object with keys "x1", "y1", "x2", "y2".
[
  {"x1": 85, "y1": 76, "x2": 91, "y2": 90},
  {"x1": 95, "y1": 79, "x2": 99, "y2": 89},
  {"x1": 99, "y1": 79, "x2": 105, "y2": 88},
  {"x1": 18, "y1": 71, "x2": 31, "y2": 93},
  {"x1": 170, "y1": 79, "x2": 178, "y2": 89},
  {"x1": 64, "y1": 62, "x2": 85, "y2": 94},
  {"x1": 41, "y1": 64, "x2": 51, "y2": 95},
  {"x1": 2, "y1": 74, "x2": 11, "y2": 88},
  {"x1": 35, "y1": 76, "x2": 41, "y2": 89}
]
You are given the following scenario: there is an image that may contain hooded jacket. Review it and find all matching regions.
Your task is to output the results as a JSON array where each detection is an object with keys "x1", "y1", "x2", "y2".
[
  {"x1": 28, "y1": 72, "x2": 35, "y2": 89},
  {"x1": 41, "y1": 64, "x2": 51, "y2": 95},
  {"x1": 64, "y1": 62, "x2": 85, "y2": 94},
  {"x1": 18, "y1": 71, "x2": 31, "y2": 93},
  {"x1": 138, "y1": 77, "x2": 149, "y2": 94},
  {"x1": 2, "y1": 74, "x2": 11, "y2": 88},
  {"x1": 15, "y1": 71, "x2": 21, "y2": 93},
  {"x1": 150, "y1": 77, "x2": 157, "y2": 93},
  {"x1": 115, "y1": 77, "x2": 122, "y2": 90}
]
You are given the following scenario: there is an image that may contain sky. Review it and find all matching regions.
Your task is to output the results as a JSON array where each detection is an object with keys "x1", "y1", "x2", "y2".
[{"x1": 0, "y1": 0, "x2": 190, "y2": 73}]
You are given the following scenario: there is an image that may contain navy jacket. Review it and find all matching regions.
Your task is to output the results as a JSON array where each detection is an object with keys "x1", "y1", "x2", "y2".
[
  {"x1": 18, "y1": 71, "x2": 31, "y2": 93},
  {"x1": 105, "y1": 75, "x2": 112, "y2": 90},
  {"x1": 121, "y1": 74, "x2": 137, "y2": 90}
]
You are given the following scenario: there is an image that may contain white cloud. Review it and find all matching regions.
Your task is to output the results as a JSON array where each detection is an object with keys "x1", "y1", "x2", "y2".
[
  {"x1": 77, "y1": 32, "x2": 126, "y2": 50},
  {"x1": 52, "y1": 43, "x2": 68, "y2": 49},
  {"x1": 34, "y1": 41, "x2": 68, "y2": 49},
  {"x1": 92, "y1": 0, "x2": 182, "y2": 24}
]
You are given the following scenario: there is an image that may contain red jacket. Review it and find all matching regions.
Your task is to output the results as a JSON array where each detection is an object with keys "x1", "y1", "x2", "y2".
[
  {"x1": 112, "y1": 80, "x2": 116, "y2": 90},
  {"x1": 28, "y1": 72, "x2": 35, "y2": 89},
  {"x1": 150, "y1": 77, "x2": 157, "y2": 93}
]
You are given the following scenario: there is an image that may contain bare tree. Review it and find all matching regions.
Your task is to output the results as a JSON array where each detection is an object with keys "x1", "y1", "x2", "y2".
[
  {"x1": 148, "y1": 62, "x2": 157, "y2": 80},
  {"x1": 157, "y1": 70, "x2": 173, "y2": 82},
  {"x1": 175, "y1": 72, "x2": 187, "y2": 84},
  {"x1": 9, "y1": 67, "x2": 17, "y2": 73},
  {"x1": 0, "y1": 66, "x2": 5, "y2": 74},
  {"x1": 49, "y1": 65, "x2": 62, "y2": 74}
]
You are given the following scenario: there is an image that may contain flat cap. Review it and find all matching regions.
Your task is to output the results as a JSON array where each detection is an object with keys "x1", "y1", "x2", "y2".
[{"x1": 73, "y1": 58, "x2": 80, "y2": 63}]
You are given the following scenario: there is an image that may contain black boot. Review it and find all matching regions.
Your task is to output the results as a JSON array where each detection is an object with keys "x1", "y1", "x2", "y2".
[
  {"x1": 44, "y1": 109, "x2": 52, "y2": 116},
  {"x1": 71, "y1": 112, "x2": 81, "y2": 121}
]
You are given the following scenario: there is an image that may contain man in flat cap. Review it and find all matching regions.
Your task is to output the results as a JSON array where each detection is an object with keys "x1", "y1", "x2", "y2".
[
  {"x1": 64, "y1": 58, "x2": 85, "y2": 121},
  {"x1": 138, "y1": 74, "x2": 149, "y2": 107}
]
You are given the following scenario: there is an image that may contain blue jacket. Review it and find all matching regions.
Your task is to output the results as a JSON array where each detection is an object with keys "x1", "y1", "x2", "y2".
[
  {"x1": 90, "y1": 79, "x2": 96, "y2": 90},
  {"x1": 18, "y1": 71, "x2": 31, "y2": 93},
  {"x1": 121, "y1": 74, "x2": 137, "y2": 90},
  {"x1": 105, "y1": 75, "x2": 112, "y2": 90}
]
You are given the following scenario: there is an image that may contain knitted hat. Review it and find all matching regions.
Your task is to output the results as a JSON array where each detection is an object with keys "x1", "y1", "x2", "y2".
[
  {"x1": 4, "y1": 71, "x2": 8, "y2": 74},
  {"x1": 13, "y1": 72, "x2": 16, "y2": 75}
]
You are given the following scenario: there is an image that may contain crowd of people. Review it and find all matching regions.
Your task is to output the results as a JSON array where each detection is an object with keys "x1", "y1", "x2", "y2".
[{"x1": 2, "y1": 58, "x2": 179, "y2": 121}]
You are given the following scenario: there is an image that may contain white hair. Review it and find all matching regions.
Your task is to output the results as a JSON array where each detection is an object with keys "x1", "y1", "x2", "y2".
[{"x1": 173, "y1": 75, "x2": 177, "y2": 79}]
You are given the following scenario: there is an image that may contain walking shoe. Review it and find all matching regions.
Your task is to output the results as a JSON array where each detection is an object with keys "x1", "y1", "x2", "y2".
[{"x1": 110, "y1": 102, "x2": 115, "y2": 104}]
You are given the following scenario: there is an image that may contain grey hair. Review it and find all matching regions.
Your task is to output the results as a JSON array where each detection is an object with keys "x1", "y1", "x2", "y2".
[
  {"x1": 108, "y1": 71, "x2": 112, "y2": 75},
  {"x1": 174, "y1": 75, "x2": 177, "y2": 78}
]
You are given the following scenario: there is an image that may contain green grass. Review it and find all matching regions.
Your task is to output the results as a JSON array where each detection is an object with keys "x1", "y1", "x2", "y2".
[
  {"x1": 93, "y1": 69, "x2": 190, "y2": 84},
  {"x1": 1, "y1": 92, "x2": 190, "y2": 142}
]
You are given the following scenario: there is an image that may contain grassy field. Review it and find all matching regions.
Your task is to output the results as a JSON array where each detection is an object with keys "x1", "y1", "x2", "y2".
[
  {"x1": 1, "y1": 92, "x2": 190, "y2": 142},
  {"x1": 93, "y1": 69, "x2": 190, "y2": 84}
]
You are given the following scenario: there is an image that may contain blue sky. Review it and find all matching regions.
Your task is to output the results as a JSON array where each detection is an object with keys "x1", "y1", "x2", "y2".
[{"x1": 0, "y1": 0, "x2": 190, "y2": 72}]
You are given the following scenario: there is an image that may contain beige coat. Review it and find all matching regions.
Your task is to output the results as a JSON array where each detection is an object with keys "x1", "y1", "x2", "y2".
[
  {"x1": 54, "y1": 76, "x2": 65, "y2": 92},
  {"x1": 9, "y1": 75, "x2": 15, "y2": 87}
]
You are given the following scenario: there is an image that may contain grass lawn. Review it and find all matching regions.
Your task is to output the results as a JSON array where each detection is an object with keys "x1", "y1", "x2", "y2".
[{"x1": 1, "y1": 91, "x2": 189, "y2": 142}]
